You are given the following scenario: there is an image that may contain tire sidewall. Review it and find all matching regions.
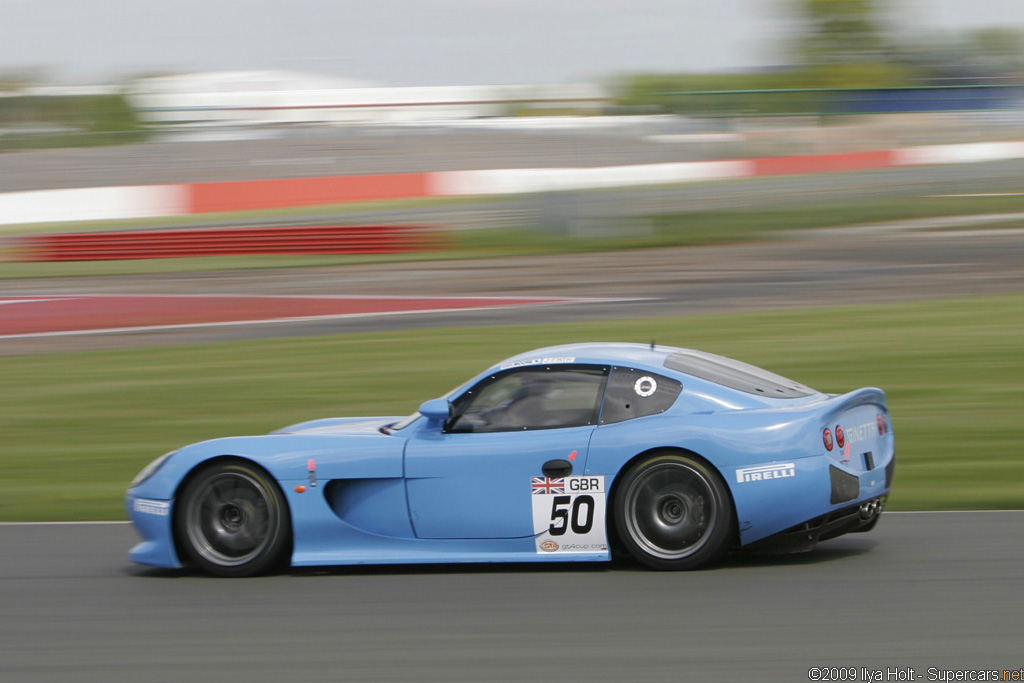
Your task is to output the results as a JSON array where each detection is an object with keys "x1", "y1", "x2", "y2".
[
  {"x1": 174, "y1": 460, "x2": 291, "y2": 577},
  {"x1": 613, "y1": 451, "x2": 734, "y2": 570}
]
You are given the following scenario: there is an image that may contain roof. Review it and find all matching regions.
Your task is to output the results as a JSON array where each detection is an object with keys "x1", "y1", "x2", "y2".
[
  {"x1": 494, "y1": 343, "x2": 817, "y2": 398},
  {"x1": 495, "y1": 342, "x2": 674, "y2": 370}
]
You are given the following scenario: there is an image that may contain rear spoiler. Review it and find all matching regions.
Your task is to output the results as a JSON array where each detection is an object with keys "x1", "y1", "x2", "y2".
[{"x1": 817, "y1": 388, "x2": 888, "y2": 422}]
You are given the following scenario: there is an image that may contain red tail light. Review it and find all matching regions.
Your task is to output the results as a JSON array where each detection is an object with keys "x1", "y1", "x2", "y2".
[
  {"x1": 823, "y1": 428, "x2": 834, "y2": 451},
  {"x1": 835, "y1": 425, "x2": 846, "y2": 449}
]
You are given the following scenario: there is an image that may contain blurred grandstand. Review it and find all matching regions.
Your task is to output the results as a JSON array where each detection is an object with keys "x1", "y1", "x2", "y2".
[{"x1": 128, "y1": 70, "x2": 609, "y2": 128}]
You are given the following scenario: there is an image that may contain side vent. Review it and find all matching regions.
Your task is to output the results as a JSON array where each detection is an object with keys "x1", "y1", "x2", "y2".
[{"x1": 885, "y1": 456, "x2": 896, "y2": 489}]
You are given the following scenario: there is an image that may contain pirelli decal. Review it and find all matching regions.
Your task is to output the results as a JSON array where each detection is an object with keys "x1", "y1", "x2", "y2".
[
  {"x1": 133, "y1": 498, "x2": 171, "y2": 515},
  {"x1": 735, "y1": 462, "x2": 795, "y2": 484}
]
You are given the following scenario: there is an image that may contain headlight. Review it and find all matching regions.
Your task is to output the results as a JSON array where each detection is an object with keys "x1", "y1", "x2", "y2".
[{"x1": 129, "y1": 450, "x2": 177, "y2": 489}]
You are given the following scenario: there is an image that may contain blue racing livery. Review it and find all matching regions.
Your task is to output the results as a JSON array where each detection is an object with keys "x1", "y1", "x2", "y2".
[{"x1": 126, "y1": 343, "x2": 894, "y2": 576}]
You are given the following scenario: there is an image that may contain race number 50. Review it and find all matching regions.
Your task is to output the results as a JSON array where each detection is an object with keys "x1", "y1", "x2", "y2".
[
  {"x1": 547, "y1": 494, "x2": 595, "y2": 536},
  {"x1": 531, "y1": 475, "x2": 608, "y2": 554}
]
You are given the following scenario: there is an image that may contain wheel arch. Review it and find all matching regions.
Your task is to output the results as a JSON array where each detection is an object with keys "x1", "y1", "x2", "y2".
[
  {"x1": 171, "y1": 455, "x2": 293, "y2": 570},
  {"x1": 606, "y1": 446, "x2": 739, "y2": 551}
]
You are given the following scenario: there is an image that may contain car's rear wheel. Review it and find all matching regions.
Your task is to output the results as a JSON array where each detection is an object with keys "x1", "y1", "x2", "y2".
[
  {"x1": 175, "y1": 460, "x2": 291, "y2": 577},
  {"x1": 614, "y1": 452, "x2": 734, "y2": 570}
]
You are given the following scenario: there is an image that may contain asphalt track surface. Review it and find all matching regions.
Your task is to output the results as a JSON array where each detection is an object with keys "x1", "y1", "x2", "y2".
[
  {"x1": 1, "y1": 512, "x2": 1021, "y2": 682},
  {"x1": 3, "y1": 128, "x2": 1023, "y2": 193}
]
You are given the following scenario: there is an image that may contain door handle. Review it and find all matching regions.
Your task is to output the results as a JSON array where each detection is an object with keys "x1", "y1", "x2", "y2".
[{"x1": 542, "y1": 459, "x2": 573, "y2": 478}]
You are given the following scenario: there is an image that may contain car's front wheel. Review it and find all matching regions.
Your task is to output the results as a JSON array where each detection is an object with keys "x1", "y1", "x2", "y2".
[
  {"x1": 175, "y1": 460, "x2": 291, "y2": 577},
  {"x1": 614, "y1": 452, "x2": 734, "y2": 570}
]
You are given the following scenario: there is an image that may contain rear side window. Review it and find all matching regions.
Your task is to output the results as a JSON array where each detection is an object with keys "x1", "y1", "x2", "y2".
[
  {"x1": 664, "y1": 350, "x2": 815, "y2": 398},
  {"x1": 600, "y1": 367, "x2": 682, "y2": 424}
]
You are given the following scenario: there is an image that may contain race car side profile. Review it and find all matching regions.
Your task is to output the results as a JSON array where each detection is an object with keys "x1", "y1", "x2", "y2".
[{"x1": 126, "y1": 343, "x2": 894, "y2": 576}]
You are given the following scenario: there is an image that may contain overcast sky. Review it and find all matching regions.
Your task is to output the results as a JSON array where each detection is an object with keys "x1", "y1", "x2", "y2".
[{"x1": 3, "y1": 0, "x2": 1024, "y2": 86}]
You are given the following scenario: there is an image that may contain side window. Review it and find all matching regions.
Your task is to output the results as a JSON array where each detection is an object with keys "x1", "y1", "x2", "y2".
[
  {"x1": 600, "y1": 367, "x2": 682, "y2": 425},
  {"x1": 448, "y1": 365, "x2": 608, "y2": 433}
]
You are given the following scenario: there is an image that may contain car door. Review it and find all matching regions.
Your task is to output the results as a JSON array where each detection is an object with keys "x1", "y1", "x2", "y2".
[{"x1": 404, "y1": 364, "x2": 608, "y2": 539}]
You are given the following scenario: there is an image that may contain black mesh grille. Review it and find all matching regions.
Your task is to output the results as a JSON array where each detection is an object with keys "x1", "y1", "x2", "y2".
[{"x1": 830, "y1": 465, "x2": 860, "y2": 505}]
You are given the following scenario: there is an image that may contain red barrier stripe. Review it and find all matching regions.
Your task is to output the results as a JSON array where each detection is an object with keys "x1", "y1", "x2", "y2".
[
  {"x1": 751, "y1": 150, "x2": 896, "y2": 177},
  {"x1": 13, "y1": 225, "x2": 446, "y2": 262},
  {"x1": 188, "y1": 174, "x2": 431, "y2": 214}
]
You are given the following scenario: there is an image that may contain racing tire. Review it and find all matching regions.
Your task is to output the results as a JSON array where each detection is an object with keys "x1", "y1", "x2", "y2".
[
  {"x1": 614, "y1": 452, "x2": 734, "y2": 570},
  {"x1": 175, "y1": 460, "x2": 291, "y2": 577}
]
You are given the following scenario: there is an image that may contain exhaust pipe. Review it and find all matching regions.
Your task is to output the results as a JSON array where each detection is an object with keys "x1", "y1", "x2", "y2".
[{"x1": 858, "y1": 498, "x2": 882, "y2": 520}]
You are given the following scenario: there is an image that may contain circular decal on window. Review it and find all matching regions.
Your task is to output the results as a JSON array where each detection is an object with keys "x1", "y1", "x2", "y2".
[{"x1": 634, "y1": 376, "x2": 657, "y2": 397}]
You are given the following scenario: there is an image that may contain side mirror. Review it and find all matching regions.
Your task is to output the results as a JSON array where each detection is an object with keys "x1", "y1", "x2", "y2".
[{"x1": 418, "y1": 398, "x2": 452, "y2": 423}]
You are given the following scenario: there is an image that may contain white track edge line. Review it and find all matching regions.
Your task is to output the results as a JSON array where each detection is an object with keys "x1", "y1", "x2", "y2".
[
  {"x1": 0, "y1": 294, "x2": 629, "y2": 301},
  {"x1": 0, "y1": 297, "x2": 653, "y2": 340}
]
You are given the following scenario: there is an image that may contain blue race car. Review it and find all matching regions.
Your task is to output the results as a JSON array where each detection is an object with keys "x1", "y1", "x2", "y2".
[{"x1": 126, "y1": 343, "x2": 894, "y2": 576}]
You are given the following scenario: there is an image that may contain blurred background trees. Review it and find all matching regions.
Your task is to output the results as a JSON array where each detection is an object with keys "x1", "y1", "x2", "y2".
[{"x1": 616, "y1": 0, "x2": 1024, "y2": 116}]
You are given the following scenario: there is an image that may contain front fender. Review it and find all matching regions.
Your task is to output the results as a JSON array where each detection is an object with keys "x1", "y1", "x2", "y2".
[{"x1": 129, "y1": 432, "x2": 407, "y2": 501}]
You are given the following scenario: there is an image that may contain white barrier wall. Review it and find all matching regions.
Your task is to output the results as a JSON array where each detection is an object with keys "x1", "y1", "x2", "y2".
[
  {"x1": 892, "y1": 141, "x2": 1024, "y2": 167},
  {"x1": 2, "y1": 140, "x2": 1023, "y2": 226},
  {"x1": 430, "y1": 161, "x2": 752, "y2": 196},
  {"x1": 0, "y1": 185, "x2": 187, "y2": 226}
]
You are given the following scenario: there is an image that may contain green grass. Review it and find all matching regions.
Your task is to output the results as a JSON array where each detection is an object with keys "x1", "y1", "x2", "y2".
[
  {"x1": 0, "y1": 252, "x2": 461, "y2": 279},
  {"x1": 2, "y1": 293, "x2": 1022, "y2": 521}
]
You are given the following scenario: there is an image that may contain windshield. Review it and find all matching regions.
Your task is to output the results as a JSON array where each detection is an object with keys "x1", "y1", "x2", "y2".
[
  {"x1": 385, "y1": 411, "x2": 423, "y2": 433},
  {"x1": 382, "y1": 378, "x2": 469, "y2": 434}
]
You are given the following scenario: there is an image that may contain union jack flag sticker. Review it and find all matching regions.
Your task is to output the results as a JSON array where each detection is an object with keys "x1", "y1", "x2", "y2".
[{"x1": 531, "y1": 477, "x2": 564, "y2": 495}]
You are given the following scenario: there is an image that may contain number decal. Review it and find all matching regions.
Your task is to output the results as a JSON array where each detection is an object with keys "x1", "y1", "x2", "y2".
[
  {"x1": 548, "y1": 494, "x2": 594, "y2": 536},
  {"x1": 531, "y1": 476, "x2": 607, "y2": 555},
  {"x1": 549, "y1": 495, "x2": 570, "y2": 536},
  {"x1": 570, "y1": 495, "x2": 594, "y2": 534}
]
